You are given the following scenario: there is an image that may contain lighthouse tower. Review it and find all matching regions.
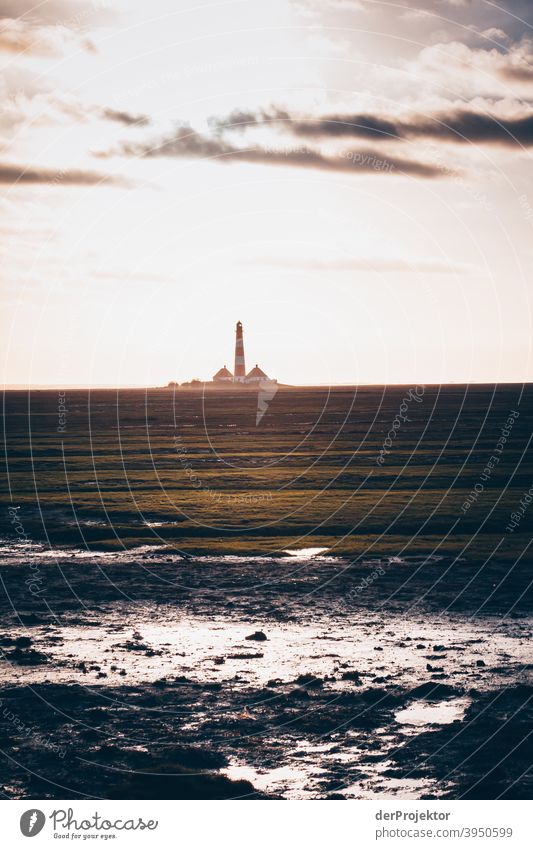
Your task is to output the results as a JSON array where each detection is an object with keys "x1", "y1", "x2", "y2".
[{"x1": 233, "y1": 321, "x2": 246, "y2": 381}]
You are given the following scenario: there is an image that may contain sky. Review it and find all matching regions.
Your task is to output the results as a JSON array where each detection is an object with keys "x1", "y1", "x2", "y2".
[{"x1": 1, "y1": 0, "x2": 533, "y2": 386}]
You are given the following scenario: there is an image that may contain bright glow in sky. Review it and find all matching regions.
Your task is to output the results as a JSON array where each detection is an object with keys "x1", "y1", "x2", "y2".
[{"x1": 1, "y1": 0, "x2": 533, "y2": 385}]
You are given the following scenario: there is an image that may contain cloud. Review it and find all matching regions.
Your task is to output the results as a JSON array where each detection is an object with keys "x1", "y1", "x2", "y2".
[
  {"x1": 50, "y1": 95, "x2": 150, "y2": 127},
  {"x1": 415, "y1": 38, "x2": 533, "y2": 92},
  {"x1": 0, "y1": 17, "x2": 95, "y2": 56},
  {"x1": 214, "y1": 104, "x2": 533, "y2": 148},
  {"x1": 301, "y1": 0, "x2": 533, "y2": 48},
  {"x1": 0, "y1": 162, "x2": 124, "y2": 186},
  {"x1": 212, "y1": 106, "x2": 402, "y2": 141},
  {"x1": 499, "y1": 59, "x2": 533, "y2": 82},
  {"x1": 106, "y1": 125, "x2": 447, "y2": 178},
  {"x1": 0, "y1": 83, "x2": 150, "y2": 136},
  {"x1": 481, "y1": 28, "x2": 510, "y2": 44},
  {"x1": 296, "y1": 109, "x2": 533, "y2": 147},
  {"x1": 0, "y1": 0, "x2": 114, "y2": 28},
  {"x1": 352, "y1": 0, "x2": 533, "y2": 29},
  {"x1": 100, "y1": 107, "x2": 150, "y2": 127}
]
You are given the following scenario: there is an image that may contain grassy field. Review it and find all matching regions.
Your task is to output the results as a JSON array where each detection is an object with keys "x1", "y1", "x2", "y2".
[{"x1": 2, "y1": 384, "x2": 532, "y2": 560}]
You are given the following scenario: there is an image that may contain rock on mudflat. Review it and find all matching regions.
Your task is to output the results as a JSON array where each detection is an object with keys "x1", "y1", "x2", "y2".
[
  {"x1": 4, "y1": 648, "x2": 48, "y2": 665},
  {"x1": 245, "y1": 631, "x2": 268, "y2": 641}
]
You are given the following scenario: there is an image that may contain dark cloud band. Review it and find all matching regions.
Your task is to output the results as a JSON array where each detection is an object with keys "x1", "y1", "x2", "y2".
[
  {"x1": 0, "y1": 162, "x2": 124, "y2": 186},
  {"x1": 215, "y1": 106, "x2": 533, "y2": 148},
  {"x1": 108, "y1": 125, "x2": 447, "y2": 178}
]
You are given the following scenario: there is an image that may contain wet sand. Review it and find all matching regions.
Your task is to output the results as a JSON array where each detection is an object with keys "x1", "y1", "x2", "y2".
[{"x1": 0, "y1": 547, "x2": 531, "y2": 800}]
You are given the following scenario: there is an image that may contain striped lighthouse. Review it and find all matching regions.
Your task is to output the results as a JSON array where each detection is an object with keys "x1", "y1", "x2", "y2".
[{"x1": 234, "y1": 321, "x2": 246, "y2": 381}]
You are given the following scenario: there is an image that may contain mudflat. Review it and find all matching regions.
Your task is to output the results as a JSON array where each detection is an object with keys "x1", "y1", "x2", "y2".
[{"x1": 0, "y1": 385, "x2": 531, "y2": 799}]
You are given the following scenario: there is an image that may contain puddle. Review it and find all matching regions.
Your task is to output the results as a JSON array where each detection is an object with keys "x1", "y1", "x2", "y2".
[
  {"x1": 395, "y1": 698, "x2": 470, "y2": 728},
  {"x1": 283, "y1": 548, "x2": 329, "y2": 559},
  {"x1": 224, "y1": 763, "x2": 324, "y2": 798},
  {"x1": 0, "y1": 610, "x2": 530, "y2": 690}
]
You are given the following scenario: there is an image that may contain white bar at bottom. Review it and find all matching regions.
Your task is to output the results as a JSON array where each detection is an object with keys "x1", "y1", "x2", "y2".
[{"x1": 1, "y1": 799, "x2": 528, "y2": 848}]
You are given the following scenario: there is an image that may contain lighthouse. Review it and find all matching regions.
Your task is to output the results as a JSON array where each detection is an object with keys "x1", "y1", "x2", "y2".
[
  {"x1": 211, "y1": 321, "x2": 277, "y2": 385},
  {"x1": 233, "y1": 320, "x2": 246, "y2": 381}
]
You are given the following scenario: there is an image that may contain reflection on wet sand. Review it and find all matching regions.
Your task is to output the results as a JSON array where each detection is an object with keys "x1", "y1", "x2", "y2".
[{"x1": 0, "y1": 562, "x2": 531, "y2": 799}]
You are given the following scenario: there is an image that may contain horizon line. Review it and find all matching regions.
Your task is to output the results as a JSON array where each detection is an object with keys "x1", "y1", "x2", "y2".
[{"x1": 2, "y1": 380, "x2": 532, "y2": 390}]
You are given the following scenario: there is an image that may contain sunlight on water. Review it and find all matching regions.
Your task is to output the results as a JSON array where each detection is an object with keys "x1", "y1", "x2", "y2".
[
  {"x1": 1, "y1": 609, "x2": 530, "y2": 694},
  {"x1": 395, "y1": 698, "x2": 470, "y2": 728},
  {"x1": 283, "y1": 548, "x2": 329, "y2": 559},
  {"x1": 224, "y1": 764, "x2": 319, "y2": 798}
]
